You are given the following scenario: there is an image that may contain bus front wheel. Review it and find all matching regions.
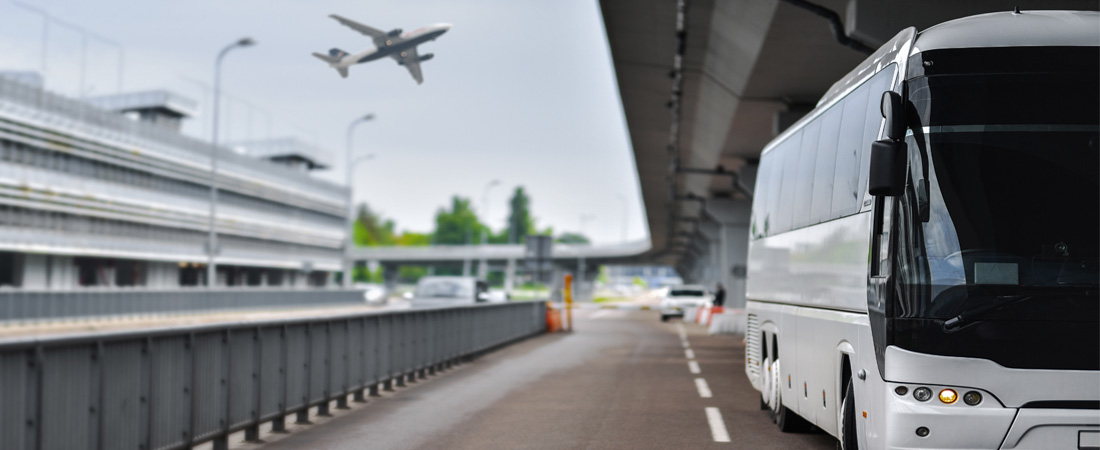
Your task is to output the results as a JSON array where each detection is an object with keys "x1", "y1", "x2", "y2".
[{"x1": 838, "y1": 381, "x2": 858, "y2": 449}]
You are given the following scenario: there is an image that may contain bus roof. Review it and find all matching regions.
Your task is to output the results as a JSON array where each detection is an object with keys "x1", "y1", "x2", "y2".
[{"x1": 914, "y1": 10, "x2": 1099, "y2": 53}]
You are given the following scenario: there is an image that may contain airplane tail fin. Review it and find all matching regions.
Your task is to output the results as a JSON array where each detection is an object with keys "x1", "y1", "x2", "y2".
[
  {"x1": 328, "y1": 48, "x2": 349, "y2": 59},
  {"x1": 312, "y1": 52, "x2": 339, "y2": 65},
  {"x1": 312, "y1": 51, "x2": 349, "y2": 78}
]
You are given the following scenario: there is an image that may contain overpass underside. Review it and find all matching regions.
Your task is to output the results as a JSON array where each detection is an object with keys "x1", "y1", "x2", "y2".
[{"x1": 599, "y1": 0, "x2": 1096, "y2": 307}]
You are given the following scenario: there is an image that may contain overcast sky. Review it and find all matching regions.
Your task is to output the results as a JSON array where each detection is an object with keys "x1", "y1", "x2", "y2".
[{"x1": 0, "y1": 0, "x2": 646, "y2": 244}]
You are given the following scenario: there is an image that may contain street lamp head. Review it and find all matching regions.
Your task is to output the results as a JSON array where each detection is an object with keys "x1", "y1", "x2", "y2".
[
  {"x1": 362, "y1": 113, "x2": 375, "y2": 121},
  {"x1": 237, "y1": 37, "x2": 256, "y2": 47}
]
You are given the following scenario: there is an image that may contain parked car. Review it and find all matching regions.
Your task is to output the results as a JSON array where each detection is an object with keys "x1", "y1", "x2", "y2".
[
  {"x1": 659, "y1": 285, "x2": 711, "y2": 322},
  {"x1": 410, "y1": 276, "x2": 491, "y2": 307},
  {"x1": 353, "y1": 282, "x2": 388, "y2": 305}
]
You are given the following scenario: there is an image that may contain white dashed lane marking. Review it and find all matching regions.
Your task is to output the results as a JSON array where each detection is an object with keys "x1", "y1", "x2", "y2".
[
  {"x1": 705, "y1": 407, "x2": 731, "y2": 442},
  {"x1": 685, "y1": 349, "x2": 695, "y2": 359},
  {"x1": 694, "y1": 378, "x2": 713, "y2": 398},
  {"x1": 688, "y1": 360, "x2": 701, "y2": 374}
]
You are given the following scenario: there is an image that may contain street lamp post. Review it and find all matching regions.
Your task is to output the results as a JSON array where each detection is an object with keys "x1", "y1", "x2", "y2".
[
  {"x1": 478, "y1": 179, "x2": 501, "y2": 280},
  {"x1": 207, "y1": 37, "x2": 255, "y2": 288},
  {"x1": 343, "y1": 114, "x2": 376, "y2": 288},
  {"x1": 577, "y1": 214, "x2": 596, "y2": 302}
]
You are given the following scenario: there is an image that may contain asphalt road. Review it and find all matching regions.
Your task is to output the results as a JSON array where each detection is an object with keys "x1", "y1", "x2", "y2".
[{"x1": 238, "y1": 308, "x2": 837, "y2": 450}]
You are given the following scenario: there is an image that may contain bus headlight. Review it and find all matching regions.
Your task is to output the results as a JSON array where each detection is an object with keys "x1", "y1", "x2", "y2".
[
  {"x1": 963, "y1": 391, "x2": 982, "y2": 405},
  {"x1": 938, "y1": 389, "x2": 958, "y2": 404},
  {"x1": 913, "y1": 387, "x2": 932, "y2": 402}
]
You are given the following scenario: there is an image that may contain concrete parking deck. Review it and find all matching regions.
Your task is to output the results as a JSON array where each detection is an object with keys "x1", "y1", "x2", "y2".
[{"x1": 242, "y1": 308, "x2": 836, "y2": 449}]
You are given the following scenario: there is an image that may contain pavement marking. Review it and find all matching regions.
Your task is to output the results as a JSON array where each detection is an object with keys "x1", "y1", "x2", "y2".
[
  {"x1": 694, "y1": 378, "x2": 713, "y2": 398},
  {"x1": 676, "y1": 323, "x2": 688, "y2": 340},
  {"x1": 685, "y1": 348, "x2": 695, "y2": 359},
  {"x1": 688, "y1": 360, "x2": 701, "y2": 374},
  {"x1": 705, "y1": 407, "x2": 732, "y2": 442},
  {"x1": 681, "y1": 339, "x2": 690, "y2": 348}
]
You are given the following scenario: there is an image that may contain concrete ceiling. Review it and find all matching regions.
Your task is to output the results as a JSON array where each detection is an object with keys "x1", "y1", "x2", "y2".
[{"x1": 600, "y1": 0, "x2": 1097, "y2": 269}]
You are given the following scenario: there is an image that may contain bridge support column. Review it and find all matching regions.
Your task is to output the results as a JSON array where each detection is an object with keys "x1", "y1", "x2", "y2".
[
  {"x1": 504, "y1": 258, "x2": 516, "y2": 294},
  {"x1": 705, "y1": 197, "x2": 753, "y2": 309},
  {"x1": 382, "y1": 263, "x2": 398, "y2": 292}
]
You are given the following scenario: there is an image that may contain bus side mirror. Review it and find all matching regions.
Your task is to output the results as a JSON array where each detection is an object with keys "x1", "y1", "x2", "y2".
[
  {"x1": 880, "y1": 91, "x2": 906, "y2": 140},
  {"x1": 868, "y1": 139, "x2": 907, "y2": 197}
]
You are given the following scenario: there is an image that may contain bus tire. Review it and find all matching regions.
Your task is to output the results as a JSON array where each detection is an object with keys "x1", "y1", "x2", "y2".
[
  {"x1": 776, "y1": 397, "x2": 810, "y2": 432},
  {"x1": 838, "y1": 381, "x2": 858, "y2": 449},
  {"x1": 760, "y1": 394, "x2": 769, "y2": 410}
]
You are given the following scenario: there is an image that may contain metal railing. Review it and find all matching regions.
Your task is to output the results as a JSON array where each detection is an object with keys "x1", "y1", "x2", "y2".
[
  {"x1": 0, "y1": 289, "x2": 366, "y2": 325},
  {"x1": 0, "y1": 301, "x2": 547, "y2": 450}
]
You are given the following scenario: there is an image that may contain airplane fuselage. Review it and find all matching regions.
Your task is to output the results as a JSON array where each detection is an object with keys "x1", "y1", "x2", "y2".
[{"x1": 338, "y1": 25, "x2": 449, "y2": 68}]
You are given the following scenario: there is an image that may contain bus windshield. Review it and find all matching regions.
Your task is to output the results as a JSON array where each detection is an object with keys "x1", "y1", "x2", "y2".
[
  {"x1": 900, "y1": 46, "x2": 1099, "y2": 319},
  {"x1": 888, "y1": 47, "x2": 1099, "y2": 370}
]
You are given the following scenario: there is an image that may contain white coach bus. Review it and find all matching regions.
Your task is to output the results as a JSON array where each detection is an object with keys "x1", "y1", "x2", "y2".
[{"x1": 744, "y1": 10, "x2": 1098, "y2": 450}]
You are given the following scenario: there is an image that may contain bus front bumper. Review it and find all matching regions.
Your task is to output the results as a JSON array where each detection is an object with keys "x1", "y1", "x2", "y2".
[{"x1": 883, "y1": 383, "x2": 1099, "y2": 449}]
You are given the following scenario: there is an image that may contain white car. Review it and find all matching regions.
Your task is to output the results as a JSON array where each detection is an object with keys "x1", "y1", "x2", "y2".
[
  {"x1": 410, "y1": 276, "x2": 491, "y2": 308},
  {"x1": 659, "y1": 285, "x2": 712, "y2": 322}
]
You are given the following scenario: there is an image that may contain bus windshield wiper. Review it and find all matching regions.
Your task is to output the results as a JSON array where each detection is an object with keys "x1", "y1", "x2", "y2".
[{"x1": 942, "y1": 294, "x2": 1035, "y2": 331}]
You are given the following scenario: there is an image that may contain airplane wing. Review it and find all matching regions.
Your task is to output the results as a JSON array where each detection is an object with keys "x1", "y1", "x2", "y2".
[
  {"x1": 329, "y1": 14, "x2": 387, "y2": 39},
  {"x1": 392, "y1": 47, "x2": 424, "y2": 84}
]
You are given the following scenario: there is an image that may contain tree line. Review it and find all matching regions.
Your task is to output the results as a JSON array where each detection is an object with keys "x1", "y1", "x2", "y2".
[{"x1": 352, "y1": 186, "x2": 590, "y2": 248}]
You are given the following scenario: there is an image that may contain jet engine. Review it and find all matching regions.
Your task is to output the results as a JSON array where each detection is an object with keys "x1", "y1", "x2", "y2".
[
  {"x1": 387, "y1": 29, "x2": 403, "y2": 37},
  {"x1": 418, "y1": 53, "x2": 434, "y2": 62}
]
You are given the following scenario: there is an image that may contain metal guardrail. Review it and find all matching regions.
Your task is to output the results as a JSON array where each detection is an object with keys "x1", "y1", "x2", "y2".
[
  {"x1": 0, "y1": 289, "x2": 366, "y2": 325},
  {"x1": 0, "y1": 300, "x2": 547, "y2": 450}
]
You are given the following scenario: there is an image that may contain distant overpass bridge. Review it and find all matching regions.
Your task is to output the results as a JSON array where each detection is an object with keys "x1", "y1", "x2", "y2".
[{"x1": 349, "y1": 240, "x2": 651, "y2": 290}]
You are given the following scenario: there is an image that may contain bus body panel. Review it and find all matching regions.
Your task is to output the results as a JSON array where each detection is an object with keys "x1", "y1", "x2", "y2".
[{"x1": 747, "y1": 300, "x2": 878, "y2": 440}]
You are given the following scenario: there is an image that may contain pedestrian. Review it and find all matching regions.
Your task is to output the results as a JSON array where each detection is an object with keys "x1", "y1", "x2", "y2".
[{"x1": 713, "y1": 283, "x2": 726, "y2": 307}]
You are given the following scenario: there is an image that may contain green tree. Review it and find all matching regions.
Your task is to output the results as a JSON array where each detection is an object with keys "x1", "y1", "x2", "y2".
[
  {"x1": 556, "y1": 232, "x2": 590, "y2": 244},
  {"x1": 433, "y1": 196, "x2": 486, "y2": 245},
  {"x1": 505, "y1": 187, "x2": 535, "y2": 244},
  {"x1": 397, "y1": 232, "x2": 431, "y2": 246},
  {"x1": 352, "y1": 203, "x2": 396, "y2": 246}
]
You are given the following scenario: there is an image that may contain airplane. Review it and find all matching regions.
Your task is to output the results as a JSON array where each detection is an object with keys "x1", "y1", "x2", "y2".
[{"x1": 313, "y1": 14, "x2": 451, "y2": 84}]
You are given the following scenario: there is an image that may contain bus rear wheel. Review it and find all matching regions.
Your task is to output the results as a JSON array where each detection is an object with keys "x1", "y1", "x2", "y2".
[{"x1": 775, "y1": 395, "x2": 810, "y2": 432}]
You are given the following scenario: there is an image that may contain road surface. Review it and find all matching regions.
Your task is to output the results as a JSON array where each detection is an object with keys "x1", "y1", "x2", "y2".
[{"x1": 233, "y1": 308, "x2": 836, "y2": 449}]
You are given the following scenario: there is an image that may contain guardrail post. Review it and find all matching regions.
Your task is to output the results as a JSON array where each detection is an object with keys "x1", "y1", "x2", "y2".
[
  {"x1": 394, "y1": 315, "x2": 406, "y2": 388},
  {"x1": 273, "y1": 325, "x2": 288, "y2": 433},
  {"x1": 244, "y1": 327, "x2": 262, "y2": 442},
  {"x1": 140, "y1": 338, "x2": 152, "y2": 450},
  {"x1": 336, "y1": 320, "x2": 350, "y2": 410},
  {"x1": 296, "y1": 324, "x2": 312, "y2": 425},
  {"x1": 315, "y1": 323, "x2": 331, "y2": 418},
  {"x1": 352, "y1": 318, "x2": 366, "y2": 403}
]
